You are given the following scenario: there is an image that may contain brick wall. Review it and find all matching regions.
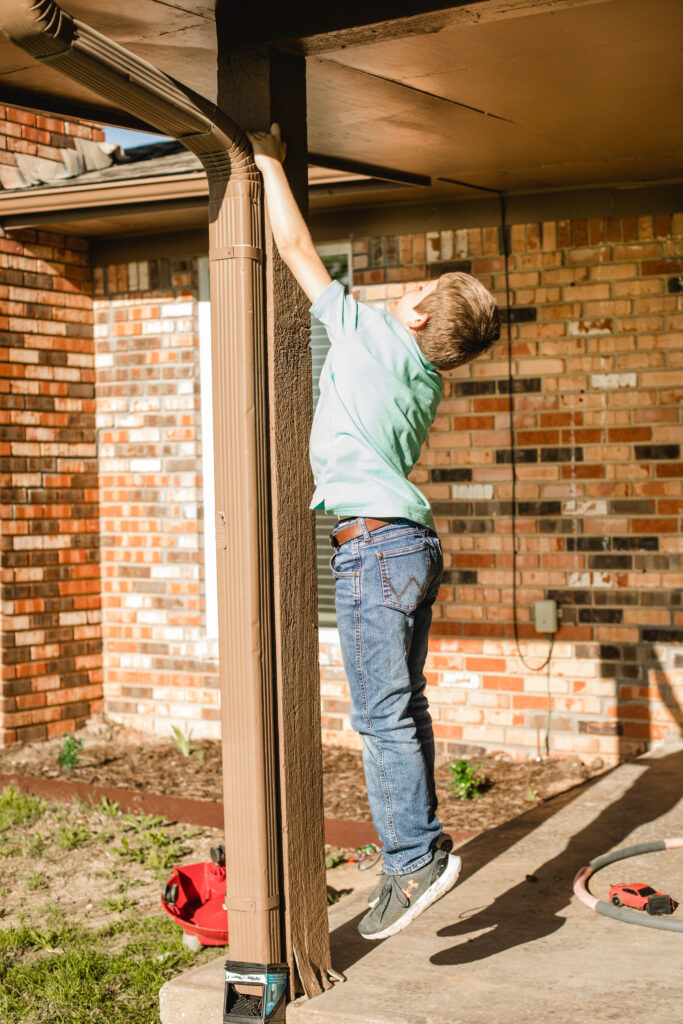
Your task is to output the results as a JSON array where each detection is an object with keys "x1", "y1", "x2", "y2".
[
  {"x1": 0, "y1": 227, "x2": 102, "y2": 744},
  {"x1": 93, "y1": 257, "x2": 220, "y2": 739},
  {"x1": 3, "y1": 99, "x2": 678, "y2": 766},
  {"x1": 0, "y1": 108, "x2": 106, "y2": 746},
  {"x1": 320, "y1": 211, "x2": 683, "y2": 764}
]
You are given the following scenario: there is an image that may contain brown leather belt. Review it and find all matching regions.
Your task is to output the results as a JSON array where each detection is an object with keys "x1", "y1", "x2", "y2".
[{"x1": 331, "y1": 518, "x2": 393, "y2": 548}]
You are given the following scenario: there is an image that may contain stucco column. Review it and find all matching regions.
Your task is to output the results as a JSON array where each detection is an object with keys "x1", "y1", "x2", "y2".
[{"x1": 215, "y1": 39, "x2": 331, "y2": 996}]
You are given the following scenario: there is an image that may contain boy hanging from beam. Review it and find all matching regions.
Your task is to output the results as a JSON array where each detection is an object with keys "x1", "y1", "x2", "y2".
[{"x1": 248, "y1": 124, "x2": 499, "y2": 940}]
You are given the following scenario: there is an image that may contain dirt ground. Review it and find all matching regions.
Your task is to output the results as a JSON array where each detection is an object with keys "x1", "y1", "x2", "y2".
[
  {"x1": 0, "y1": 716, "x2": 611, "y2": 966},
  {"x1": 0, "y1": 715, "x2": 607, "y2": 833},
  {"x1": 0, "y1": 789, "x2": 226, "y2": 934}
]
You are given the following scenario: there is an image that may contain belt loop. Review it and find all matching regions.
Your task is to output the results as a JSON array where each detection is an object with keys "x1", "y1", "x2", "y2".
[{"x1": 358, "y1": 517, "x2": 371, "y2": 541}]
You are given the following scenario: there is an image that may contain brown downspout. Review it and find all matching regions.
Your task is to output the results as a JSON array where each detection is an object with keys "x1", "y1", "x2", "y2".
[{"x1": 0, "y1": 0, "x2": 288, "y2": 974}]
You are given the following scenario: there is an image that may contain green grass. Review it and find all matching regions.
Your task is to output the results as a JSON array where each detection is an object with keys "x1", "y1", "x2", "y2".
[
  {"x1": 0, "y1": 786, "x2": 45, "y2": 833},
  {"x1": 0, "y1": 914, "x2": 211, "y2": 1024},
  {"x1": 0, "y1": 786, "x2": 220, "y2": 1022},
  {"x1": 24, "y1": 832, "x2": 46, "y2": 858}
]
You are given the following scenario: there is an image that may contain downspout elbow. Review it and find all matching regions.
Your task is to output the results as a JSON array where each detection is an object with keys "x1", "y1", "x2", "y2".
[{"x1": 0, "y1": 0, "x2": 257, "y2": 186}]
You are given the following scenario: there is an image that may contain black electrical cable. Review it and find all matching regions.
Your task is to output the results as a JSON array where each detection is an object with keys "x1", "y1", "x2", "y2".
[
  {"x1": 498, "y1": 192, "x2": 554, "y2": 674},
  {"x1": 439, "y1": 177, "x2": 554, "y2": 673}
]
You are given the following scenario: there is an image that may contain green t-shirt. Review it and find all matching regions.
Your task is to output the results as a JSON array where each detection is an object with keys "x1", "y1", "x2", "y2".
[{"x1": 309, "y1": 280, "x2": 443, "y2": 530}]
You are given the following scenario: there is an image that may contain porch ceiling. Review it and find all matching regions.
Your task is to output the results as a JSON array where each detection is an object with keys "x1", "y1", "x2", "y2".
[{"x1": 0, "y1": 0, "x2": 681, "y2": 206}]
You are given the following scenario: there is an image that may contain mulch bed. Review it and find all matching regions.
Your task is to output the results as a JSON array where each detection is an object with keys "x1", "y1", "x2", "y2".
[{"x1": 0, "y1": 717, "x2": 606, "y2": 833}]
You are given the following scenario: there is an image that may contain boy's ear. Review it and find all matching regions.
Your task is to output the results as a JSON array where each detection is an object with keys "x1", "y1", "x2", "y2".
[{"x1": 406, "y1": 309, "x2": 430, "y2": 331}]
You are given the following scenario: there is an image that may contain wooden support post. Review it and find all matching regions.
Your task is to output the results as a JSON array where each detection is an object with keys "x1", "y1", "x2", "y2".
[{"x1": 216, "y1": 40, "x2": 332, "y2": 997}]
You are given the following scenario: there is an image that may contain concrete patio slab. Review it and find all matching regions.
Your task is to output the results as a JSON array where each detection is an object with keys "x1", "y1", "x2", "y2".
[{"x1": 160, "y1": 742, "x2": 683, "y2": 1024}]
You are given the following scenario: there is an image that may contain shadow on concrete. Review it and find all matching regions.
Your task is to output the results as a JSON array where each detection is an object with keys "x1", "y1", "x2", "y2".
[
  {"x1": 430, "y1": 747, "x2": 683, "y2": 965},
  {"x1": 329, "y1": 633, "x2": 683, "y2": 975},
  {"x1": 329, "y1": 767, "x2": 609, "y2": 975}
]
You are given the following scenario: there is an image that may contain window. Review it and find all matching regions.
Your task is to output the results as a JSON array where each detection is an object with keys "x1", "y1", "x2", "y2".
[
  {"x1": 200, "y1": 245, "x2": 351, "y2": 633},
  {"x1": 310, "y1": 243, "x2": 352, "y2": 627}
]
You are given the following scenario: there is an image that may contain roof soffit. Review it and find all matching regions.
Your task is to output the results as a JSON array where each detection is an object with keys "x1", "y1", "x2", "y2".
[
  {"x1": 0, "y1": 0, "x2": 680, "y2": 198},
  {"x1": 0, "y1": 0, "x2": 609, "y2": 125}
]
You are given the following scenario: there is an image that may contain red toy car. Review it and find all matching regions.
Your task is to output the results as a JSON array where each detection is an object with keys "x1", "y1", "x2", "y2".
[{"x1": 608, "y1": 883, "x2": 676, "y2": 916}]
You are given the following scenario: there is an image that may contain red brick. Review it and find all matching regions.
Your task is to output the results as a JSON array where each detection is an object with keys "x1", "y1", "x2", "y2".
[
  {"x1": 641, "y1": 259, "x2": 683, "y2": 275},
  {"x1": 572, "y1": 220, "x2": 588, "y2": 246},
  {"x1": 631, "y1": 518, "x2": 678, "y2": 533},
  {"x1": 557, "y1": 220, "x2": 571, "y2": 248},
  {"x1": 654, "y1": 214, "x2": 670, "y2": 238},
  {"x1": 0, "y1": 112, "x2": 103, "y2": 750},
  {"x1": 482, "y1": 675, "x2": 525, "y2": 691}
]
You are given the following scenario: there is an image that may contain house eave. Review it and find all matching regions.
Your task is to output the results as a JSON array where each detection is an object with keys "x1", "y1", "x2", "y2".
[{"x1": 0, "y1": 170, "x2": 208, "y2": 232}]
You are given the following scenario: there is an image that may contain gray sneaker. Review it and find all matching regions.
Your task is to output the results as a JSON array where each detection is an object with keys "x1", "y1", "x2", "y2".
[
  {"x1": 358, "y1": 849, "x2": 462, "y2": 940},
  {"x1": 366, "y1": 832, "x2": 454, "y2": 909}
]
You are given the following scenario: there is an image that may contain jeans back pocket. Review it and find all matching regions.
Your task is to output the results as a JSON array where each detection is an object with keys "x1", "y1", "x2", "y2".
[{"x1": 376, "y1": 540, "x2": 435, "y2": 613}]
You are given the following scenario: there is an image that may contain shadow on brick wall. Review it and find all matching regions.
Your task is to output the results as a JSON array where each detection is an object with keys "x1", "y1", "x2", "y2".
[{"x1": 597, "y1": 630, "x2": 683, "y2": 759}]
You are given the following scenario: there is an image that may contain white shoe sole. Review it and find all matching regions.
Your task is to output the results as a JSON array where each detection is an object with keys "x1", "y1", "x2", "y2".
[{"x1": 362, "y1": 853, "x2": 462, "y2": 941}]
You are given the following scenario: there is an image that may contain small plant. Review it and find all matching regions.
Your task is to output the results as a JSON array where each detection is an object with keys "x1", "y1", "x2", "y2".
[
  {"x1": 24, "y1": 832, "x2": 46, "y2": 858},
  {"x1": 95, "y1": 796, "x2": 121, "y2": 819},
  {"x1": 0, "y1": 786, "x2": 45, "y2": 833},
  {"x1": 57, "y1": 734, "x2": 84, "y2": 774},
  {"x1": 114, "y1": 814, "x2": 194, "y2": 878},
  {"x1": 171, "y1": 726, "x2": 205, "y2": 763},
  {"x1": 98, "y1": 895, "x2": 138, "y2": 913},
  {"x1": 449, "y1": 758, "x2": 486, "y2": 800},
  {"x1": 325, "y1": 852, "x2": 344, "y2": 870},
  {"x1": 25, "y1": 872, "x2": 48, "y2": 891},
  {"x1": 56, "y1": 822, "x2": 92, "y2": 851},
  {"x1": 122, "y1": 813, "x2": 165, "y2": 832}
]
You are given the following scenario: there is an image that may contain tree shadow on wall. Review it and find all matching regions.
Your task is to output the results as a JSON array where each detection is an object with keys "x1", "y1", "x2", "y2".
[{"x1": 599, "y1": 629, "x2": 683, "y2": 760}]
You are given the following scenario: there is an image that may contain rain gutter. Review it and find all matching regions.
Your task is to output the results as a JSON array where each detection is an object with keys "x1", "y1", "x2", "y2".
[
  {"x1": 0, "y1": 171, "x2": 208, "y2": 229},
  {"x1": 0, "y1": 0, "x2": 283, "y2": 970},
  {"x1": 0, "y1": 171, "x2": 207, "y2": 219}
]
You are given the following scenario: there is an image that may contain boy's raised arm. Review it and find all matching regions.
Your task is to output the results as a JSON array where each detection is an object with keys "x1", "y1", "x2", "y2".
[{"x1": 247, "y1": 123, "x2": 332, "y2": 305}]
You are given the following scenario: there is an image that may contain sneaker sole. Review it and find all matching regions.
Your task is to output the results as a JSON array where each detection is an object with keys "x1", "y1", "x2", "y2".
[
  {"x1": 362, "y1": 853, "x2": 462, "y2": 941},
  {"x1": 368, "y1": 835, "x2": 454, "y2": 909}
]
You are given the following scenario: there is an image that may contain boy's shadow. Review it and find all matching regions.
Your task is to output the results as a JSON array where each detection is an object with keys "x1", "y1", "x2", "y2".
[
  {"x1": 431, "y1": 747, "x2": 683, "y2": 965},
  {"x1": 330, "y1": 639, "x2": 682, "y2": 974}
]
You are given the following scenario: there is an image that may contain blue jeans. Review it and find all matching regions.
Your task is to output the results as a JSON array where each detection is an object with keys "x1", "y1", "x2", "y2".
[{"x1": 330, "y1": 518, "x2": 444, "y2": 875}]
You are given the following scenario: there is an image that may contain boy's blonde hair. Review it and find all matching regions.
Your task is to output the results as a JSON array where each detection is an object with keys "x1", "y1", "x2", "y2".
[{"x1": 414, "y1": 271, "x2": 500, "y2": 370}]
